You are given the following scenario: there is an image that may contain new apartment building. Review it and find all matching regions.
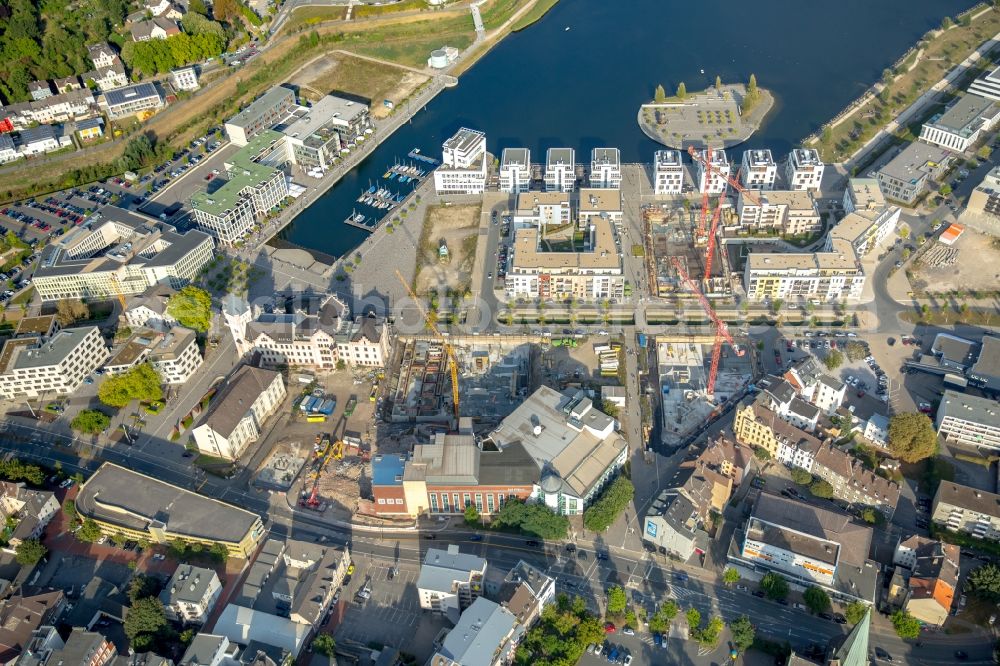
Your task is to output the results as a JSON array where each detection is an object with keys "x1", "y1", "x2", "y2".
[
  {"x1": 433, "y1": 128, "x2": 488, "y2": 194},
  {"x1": 544, "y1": 147, "x2": 576, "y2": 192},
  {"x1": 653, "y1": 149, "x2": 684, "y2": 194},
  {"x1": 33, "y1": 208, "x2": 214, "y2": 301},
  {"x1": 919, "y1": 94, "x2": 1000, "y2": 152},
  {"x1": 743, "y1": 239, "x2": 865, "y2": 301},
  {"x1": 785, "y1": 148, "x2": 825, "y2": 191},
  {"x1": 932, "y1": 482, "x2": 1000, "y2": 541},
  {"x1": 0, "y1": 327, "x2": 109, "y2": 399},
  {"x1": 696, "y1": 148, "x2": 729, "y2": 194},
  {"x1": 935, "y1": 390, "x2": 1000, "y2": 451},
  {"x1": 104, "y1": 326, "x2": 203, "y2": 385},
  {"x1": 103, "y1": 83, "x2": 164, "y2": 119},
  {"x1": 735, "y1": 190, "x2": 821, "y2": 235},
  {"x1": 876, "y1": 142, "x2": 952, "y2": 205},
  {"x1": 190, "y1": 130, "x2": 289, "y2": 245},
  {"x1": 222, "y1": 293, "x2": 391, "y2": 369},
  {"x1": 76, "y1": 463, "x2": 265, "y2": 557},
  {"x1": 741, "y1": 149, "x2": 778, "y2": 190},
  {"x1": 505, "y1": 218, "x2": 624, "y2": 300},
  {"x1": 499, "y1": 148, "x2": 531, "y2": 194},
  {"x1": 225, "y1": 85, "x2": 297, "y2": 146},
  {"x1": 190, "y1": 365, "x2": 287, "y2": 461},
  {"x1": 590, "y1": 147, "x2": 621, "y2": 189}
]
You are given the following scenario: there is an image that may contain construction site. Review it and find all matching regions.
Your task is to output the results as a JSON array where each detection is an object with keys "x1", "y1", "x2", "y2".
[{"x1": 655, "y1": 335, "x2": 752, "y2": 447}]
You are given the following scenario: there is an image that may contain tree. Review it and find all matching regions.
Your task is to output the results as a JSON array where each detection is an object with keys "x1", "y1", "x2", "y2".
[
  {"x1": 803, "y1": 586, "x2": 831, "y2": 614},
  {"x1": 312, "y1": 634, "x2": 336, "y2": 657},
  {"x1": 966, "y1": 563, "x2": 1000, "y2": 601},
  {"x1": 723, "y1": 567, "x2": 741, "y2": 586},
  {"x1": 167, "y1": 285, "x2": 212, "y2": 332},
  {"x1": 76, "y1": 519, "x2": 103, "y2": 543},
  {"x1": 791, "y1": 467, "x2": 813, "y2": 485},
  {"x1": 760, "y1": 572, "x2": 789, "y2": 600},
  {"x1": 715, "y1": 75, "x2": 722, "y2": 90},
  {"x1": 809, "y1": 479, "x2": 834, "y2": 498},
  {"x1": 463, "y1": 504, "x2": 480, "y2": 526},
  {"x1": 71, "y1": 409, "x2": 111, "y2": 434},
  {"x1": 55, "y1": 298, "x2": 89, "y2": 325},
  {"x1": 648, "y1": 600, "x2": 678, "y2": 633},
  {"x1": 14, "y1": 538, "x2": 47, "y2": 565},
  {"x1": 888, "y1": 413, "x2": 938, "y2": 463},
  {"x1": 606, "y1": 585, "x2": 627, "y2": 616},
  {"x1": 124, "y1": 597, "x2": 167, "y2": 650},
  {"x1": 98, "y1": 363, "x2": 163, "y2": 408},
  {"x1": 676, "y1": 82, "x2": 687, "y2": 99},
  {"x1": 583, "y1": 476, "x2": 634, "y2": 532},
  {"x1": 730, "y1": 615, "x2": 755, "y2": 653},
  {"x1": 654, "y1": 84, "x2": 666, "y2": 103},
  {"x1": 891, "y1": 610, "x2": 921, "y2": 639},
  {"x1": 823, "y1": 349, "x2": 844, "y2": 370},
  {"x1": 844, "y1": 601, "x2": 868, "y2": 625}
]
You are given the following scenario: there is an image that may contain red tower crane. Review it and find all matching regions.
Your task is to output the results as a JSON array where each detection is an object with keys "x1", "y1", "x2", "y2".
[{"x1": 671, "y1": 256, "x2": 744, "y2": 395}]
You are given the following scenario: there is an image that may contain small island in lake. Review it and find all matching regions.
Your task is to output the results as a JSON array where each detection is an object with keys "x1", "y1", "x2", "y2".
[{"x1": 638, "y1": 76, "x2": 775, "y2": 150}]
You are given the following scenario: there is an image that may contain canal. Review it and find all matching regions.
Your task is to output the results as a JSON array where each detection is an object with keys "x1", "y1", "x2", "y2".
[{"x1": 277, "y1": 0, "x2": 975, "y2": 258}]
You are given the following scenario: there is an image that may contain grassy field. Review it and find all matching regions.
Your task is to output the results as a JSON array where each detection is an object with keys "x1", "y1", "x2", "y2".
[
  {"x1": 511, "y1": 0, "x2": 558, "y2": 30},
  {"x1": 814, "y1": 7, "x2": 1000, "y2": 161},
  {"x1": 283, "y1": 5, "x2": 348, "y2": 33},
  {"x1": 353, "y1": 0, "x2": 431, "y2": 19}
]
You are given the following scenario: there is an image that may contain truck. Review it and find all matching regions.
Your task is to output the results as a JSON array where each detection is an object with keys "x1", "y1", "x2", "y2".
[{"x1": 318, "y1": 399, "x2": 336, "y2": 416}]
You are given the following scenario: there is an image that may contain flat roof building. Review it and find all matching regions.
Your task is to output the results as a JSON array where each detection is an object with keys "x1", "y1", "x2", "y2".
[
  {"x1": 225, "y1": 85, "x2": 297, "y2": 146},
  {"x1": 935, "y1": 389, "x2": 1000, "y2": 451},
  {"x1": 484, "y1": 386, "x2": 628, "y2": 515},
  {"x1": 919, "y1": 94, "x2": 1000, "y2": 153},
  {"x1": 730, "y1": 493, "x2": 878, "y2": 603},
  {"x1": 76, "y1": 463, "x2": 265, "y2": 557},
  {"x1": 0, "y1": 327, "x2": 109, "y2": 399},
  {"x1": 32, "y1": 207, "x2": 214, "y2": 302},
  {"x1": 499, "y1": 148, "x2": 530, "y2": 194},
  {"x1": 785, "y1": 148, "x2": 824, "y2": 191},
  {"x1": 544, "y1": 147, "x2": 576, "y2": 193},
  {"x1": 590, "y1": 147, "x2": 621, "y2": 189},
  {"x1": 876, "y1": 142, "x2": 952, "y2": 205},
  {"x1": 653, "y1": 149, "x2": 684, "y2": 195}
]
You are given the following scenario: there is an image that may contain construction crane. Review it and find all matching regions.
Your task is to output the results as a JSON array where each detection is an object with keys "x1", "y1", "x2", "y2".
[
  {"x1": 671, "y1": 257, "x2": 744, "y2": 395},
  {"x1": 395, "y1": 270, "x2": 460, "y2": 422},
  {"x1": 302, "y1": 414, "x2": 347, "y2": 510}
]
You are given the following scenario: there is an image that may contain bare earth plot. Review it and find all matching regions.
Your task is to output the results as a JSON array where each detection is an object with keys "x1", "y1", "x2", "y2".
[
  {"x1": 414, "y1": 203, "x2": 481, "y2": 294},
  {"x1": 292, "y1": 53, "x2": 430, "y2": 118},
  {"x1": 909, "y1": 229, "x2": 1000, "y2": 294}
]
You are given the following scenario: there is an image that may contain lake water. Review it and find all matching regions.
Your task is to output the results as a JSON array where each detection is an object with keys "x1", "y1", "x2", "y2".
[{"x1": 277, "y1": 0, "x2": 975, "y2": 257}]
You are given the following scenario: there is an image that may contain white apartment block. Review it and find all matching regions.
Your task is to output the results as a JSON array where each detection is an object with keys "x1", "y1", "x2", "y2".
[
  {"x1": 741, "y1": 149, "x2": 778, "y2": 190},
  {"x1": 32, "y1": 208, "x2": 214, "y2": 302},
  {"x1": 932, "y1": 482, "x2": 1000, "y2": 541},
  {"x1": 935, "y1": 390, "x2": 1000, "y2": 451},
  {"x1": 104, "y1": 326, "x2": 203, "y2": 385},
  {"x1": 512, "y1": 192, "x2": 570, "y2": 229},
  {"x1": 654, "y1": 149, "x2": 684, "y2": 194},
  {"x1": 590, "y1": 147, "x2": 621, "y2": 189},
  {"x1": 160, "y1": 565, "x2": 222, "y2": 625},
  {"x1": 190, "y1": 366, "x2": 286, "y2": 461},
  {"x1": 697, "y1": 149, "x2": 729, "y2": 194},
  {"x1": 919, "y1": 94, "x2": 1000, "y2": 153},
  {"x1": 223, "y1": 294, "x2": 391, "y2": 370},
  {"x1": 736, "y1": 190, "x2": 821, "y2": 236},
  {"x1": 544, "y1": 147, "x2": 576, "y2": 192},
  {"x1": 433, "y1": 128, "x2": 487, "y2": 195},
  {"x1": 785, "y1": 148, "x2": 825, "y2": 191},
  {"x1": 190, "y1": 131, "x2": 289, "y2": 246},
  {"x1": 499, "y1": 148, "x2": 531, "y2": 194},
  {"x1": 744, "y1": 239, "x2": 865, "y2": 302},
  {"x1": 0, "y1": 327, "x2": 109, "y2": 399}
]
